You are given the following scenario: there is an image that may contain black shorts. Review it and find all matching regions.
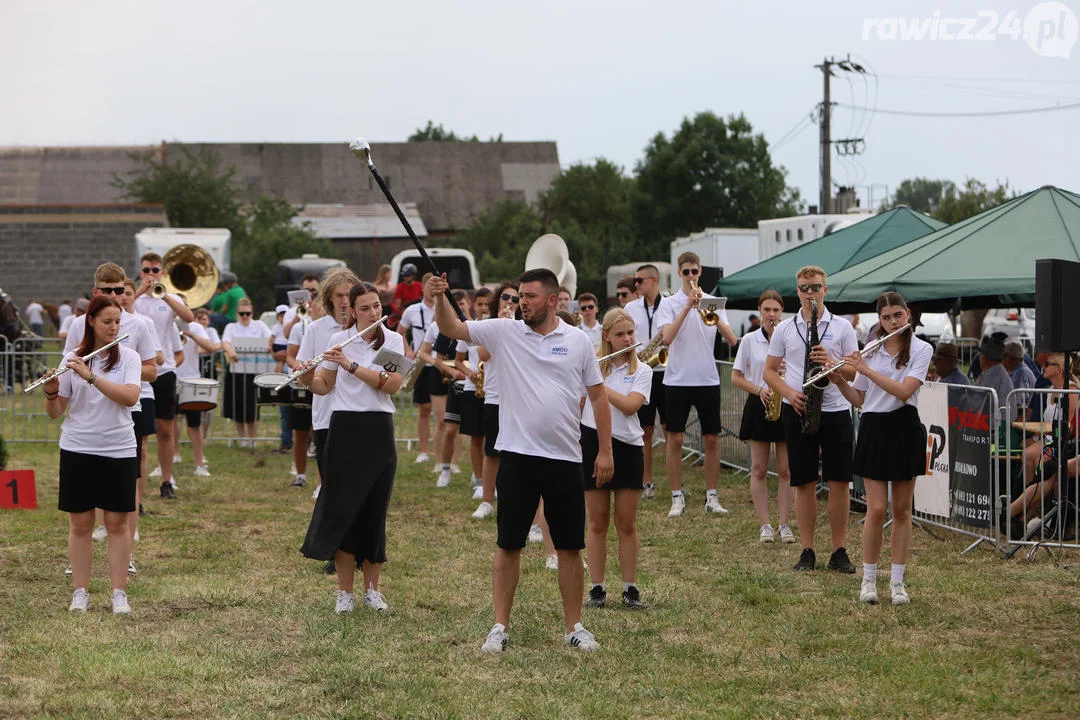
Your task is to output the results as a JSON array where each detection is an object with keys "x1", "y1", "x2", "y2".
[
  {"x1": 224, "y1": 372, "x2": 258, "y2": 423},
  {"x1": 444, "y1": 381, "x2": 463, "y2": 424},
  {"x1": 289, "y1": 406, "x2": 313, "y2": 432},
  {"x1": 782, "y1": 405, "x2": 854, "y2": 487},
  {"x1": 460, "y1": 390, "x2": 485, "y2": 437},
  {"x1": 428, "y1": 364, "x2": 450, "y2": 398},
  {"x1": 738, "y1": 394, "x2": 786, "y2": 443},
  {"x1": 134, "y1": 400, "x2": 157, "y2": 437},
  {"x1": 412, "y1": 366, "x2": 438, "y2": 404},
  {"x1": 151, "y1": 371, "x2": 177, "y2": 420},
  {"x1": 636, "y1": 372, "x2": 668, "y2": 429},
  {"x1": 665, "y1": 384, "x2": 722, "y2": 435},
  {"x1": 496, "y1": 452, "x2": 585, "y2": 551},
  {"x1": 483, "y1": 403, "x2": 500, "y2": 458},
  {"x1": 853, "y1": 405, "x2": 926, "y2": 482},
  {"x1": 580, "y1": 425, "x2": 644, "y2": 491},
  {"x1": 183, "y1": 409, "x2": 202, "y2": 428},
  {"x1": 58, "y1": 449, "x2": 138, "y2": 513},
  {"x1": 272, "y1": 343, "x2": 288, "y2": 353}
]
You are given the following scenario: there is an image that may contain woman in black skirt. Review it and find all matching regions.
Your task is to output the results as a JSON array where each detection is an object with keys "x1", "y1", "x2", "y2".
[
  {"x1": 302, "y1": 282, "x2": 404, "y2": 614},
  {"x1": 43, "y1": 295, "x2": 142, "y2": 614},
  {"x1": 730, "y1": 290, "x2": 794, "y2": 544},
  {"x1": 830, "y1": 291, "x2": 932, "y2": 606},
  {"x1": 582, "y1": 308, "x2": 652, "y2": 610}
]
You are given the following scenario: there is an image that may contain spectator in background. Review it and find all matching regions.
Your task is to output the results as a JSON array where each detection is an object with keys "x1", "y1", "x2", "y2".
[
  {"x1": 58, "y1": 298, "x2": 90, "y2": 341},
  {"x1": 741, "y1": 313, "x2": 762, "y2": 337},
  {"x1": 210, "y1": 272, "x2": 246, "y2": 335},
  {"x1": 25, "y1": 298, "x2": 44, "y2": 336},
  {"x1": 1028, "y1": 351, "x2": 1053, "y2": 421},
  {"x1": 374, "y1": 264, "x2": 395, "y2": 323},
  {"x1": 931, "y1": 343, "x2": 969, "y2": 385},
  {"x1": 557, "y1": 287, "x2": 572, "y2": 313},
  {"x1": 1004, "y1": 341, "x2": 1036, "y2": 421},
  {"x1": 58, "y1": 299, "x2": 73, "y2": 327},
  {"x1": 393, "y1": 264, "x2": 423, "y2": 310},
  {"x1": 0, "y1": 290, "x2": 20, "y2": 344},
  {"x1": 616, "y1": 276, "x2": 636, "y2": 307},
  {"x1": 473, "y1": 287, "x2": 492, "y2": 320},
  {"x1": 975, "y1": 335, "x2": 1015, "y2": 422}
]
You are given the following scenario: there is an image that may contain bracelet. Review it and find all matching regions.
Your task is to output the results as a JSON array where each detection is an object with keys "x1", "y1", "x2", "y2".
[{"x1": 44, "y1": 390, "x2": 58, "y2": 399}]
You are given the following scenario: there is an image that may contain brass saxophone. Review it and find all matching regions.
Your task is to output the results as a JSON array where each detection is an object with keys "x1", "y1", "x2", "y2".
[
  {"x1": 474, "y1": 361, "x2": 486, "y2": 399},
  {"x1": 765, "y1": 321, "x2": 783, "y2": 421},
  {"x1": 801, "y1": 299, "x2": 826, "y2": 435},
  {"x1": 637, "y1": 331, "x2": 668, "y2": 368}
]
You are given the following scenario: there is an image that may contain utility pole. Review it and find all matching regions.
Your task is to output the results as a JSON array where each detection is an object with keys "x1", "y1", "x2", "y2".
[{"x1": 815, "y1": 55, "x2": 869, "y2": 215}]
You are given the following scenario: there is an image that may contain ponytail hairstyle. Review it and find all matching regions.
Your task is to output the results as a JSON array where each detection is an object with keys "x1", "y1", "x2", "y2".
[
  {"x1": 598, "y1": 307, "x2": 639, "y2": 378},
  {"x1": 874, "y1": 291, "x2": 912, "y2": 370},
  {"x1": 77, "y1": 295, "x2": 123, "y2": 372},
  {"x1": 347, "y1": 282, "x2": 385, "y2": 351}
]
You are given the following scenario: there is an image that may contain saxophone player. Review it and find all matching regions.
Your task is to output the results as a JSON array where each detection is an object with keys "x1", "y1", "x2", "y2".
[
  {"x1": 625, "y1": 264, "x2": 666, "y2": 499},
  {"x1": 762, "y1": 266, "x2": 858, "y2": 573}
]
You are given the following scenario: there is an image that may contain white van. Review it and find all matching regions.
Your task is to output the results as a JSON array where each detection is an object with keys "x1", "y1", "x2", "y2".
[{"x1": 390, "y1": 248, "x2": 481, "y2": 290}]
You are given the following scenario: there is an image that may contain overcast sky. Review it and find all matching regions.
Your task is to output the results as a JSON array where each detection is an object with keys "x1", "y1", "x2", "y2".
[{"x1": 3, "y1": 0, "x2": 1078, "y2": 211}]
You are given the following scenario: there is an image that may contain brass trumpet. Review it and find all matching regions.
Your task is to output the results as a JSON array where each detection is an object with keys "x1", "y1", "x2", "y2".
[{"x1": 690, "y1": 280, "x2": 720, "y2": 326}]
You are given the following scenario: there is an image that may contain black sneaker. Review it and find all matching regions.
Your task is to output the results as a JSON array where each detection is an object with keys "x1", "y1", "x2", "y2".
[
  {"x1": 827, "y1": 547, "x2": 856, "y2": 574},
  {"x1": 585, "y1": 586, "x2": 607, "y2": 608},
  {"x1": 160, "y1": 481, "x2": 177, "y2": 500},
  {"x1": 794, "y1": 548, "x2": 816, "y2": 571},
  {"x1": 138, "y1": 503, "x2": 145, "y2": 517},
  {"x1": 622, "y1": 586, "x2": 646, "y2": 610},
  {"x1": 323, "y1": 560, "x2": 336, "y2": 575}
]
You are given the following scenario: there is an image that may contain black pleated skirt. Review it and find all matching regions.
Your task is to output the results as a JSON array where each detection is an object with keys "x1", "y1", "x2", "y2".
[
  {"x1": 852, "y1": 405, "x2": 926, "y2": 482},
  {"x1": 739, "y1": 394, "x2": 786, "y2": 443}
]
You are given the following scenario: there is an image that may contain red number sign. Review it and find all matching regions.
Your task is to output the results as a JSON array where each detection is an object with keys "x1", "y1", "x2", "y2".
[{"x1": 0, "y1": 470, "x2": 37, "y2": 509}]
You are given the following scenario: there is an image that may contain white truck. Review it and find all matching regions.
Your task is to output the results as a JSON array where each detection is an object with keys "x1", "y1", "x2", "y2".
[
  {"x1": 134, "y1": 227, "x2": 231, "y2": 271},
  {"x1": 670, "y1": 228, "x2": 760, "y2": 335}
]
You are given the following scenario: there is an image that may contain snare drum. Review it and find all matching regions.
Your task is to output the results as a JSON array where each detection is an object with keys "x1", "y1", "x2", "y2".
[
  {"x1": 177, "y1": 377, "x2": 220, "y2": 411},
  {"x1": 253, "y1": 373, "x2": 312, "y2": 408}
]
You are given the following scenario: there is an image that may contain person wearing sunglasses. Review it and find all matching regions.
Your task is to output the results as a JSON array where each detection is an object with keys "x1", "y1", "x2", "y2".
[
  {"x1": 221, "y1": 298, "x2": 273, "y2": 446},
  {"x1": 656, "y1": 252, "x2": 738, "y2": 518},
  {"x1": 762, "y1": 265, "x2": 859, "y2": 573},
  {"x1": 625, "y1": 264, "x2": 667, "y2": 500},
  {"x1": 577, "y1": 293, "x2": 602, "y2": 349},
  {"x1": 615, "y1": 276, "x2": 636, "y2": 308}
]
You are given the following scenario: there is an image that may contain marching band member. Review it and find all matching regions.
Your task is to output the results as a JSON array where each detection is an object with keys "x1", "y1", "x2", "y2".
[
  {"x1": 398, "y1": 274, "x2": 439, "y2": 463},
  {"x1": 177, "y1": 307, "x2": 218, "y2": 478},
  {"x1": 284, "y1": 293, "x2": 324, "y2": 489},
  {"x1": 829, "y1": 292, "x2": 932, "y2": 605},
  {"x1": 625, "y1": 264, "x2": 666, "y2": 499},
  {"x1": 657, "y1": 252, "x2": 738, "y2": 517},
  {"x1": 221, "y1": 298, "x2": 272, "y2": 446},
  {"x1": 576, "y1": 293, "x2": 602, "y2": 348},
  {"x1": 301, "y1": 282, "x2": 404, "y2": 614},
  {"x1": 45, "y1": 295, "x2": 142, "y2": 614},
  {"x1": 418, "y1": 292, "x2": 467, "y2": 488},
  {"x1": 730, "y1": 290, "x2": 795, "y2": 544},
  {"x1": 582, "y1": 308, "x2": 651, "y2": 611}
]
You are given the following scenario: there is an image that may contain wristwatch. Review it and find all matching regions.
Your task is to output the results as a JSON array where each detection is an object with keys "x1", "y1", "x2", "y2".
[
  {"x1": 349, "y1": 361, "x2": 360, "y2": 375},
  {"x1": 87, "y1": 374, "x2": 97, "y2": 386}
]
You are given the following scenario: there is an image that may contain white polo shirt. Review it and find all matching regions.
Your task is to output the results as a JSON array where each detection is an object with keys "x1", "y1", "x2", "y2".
[
  {"x1": 852, "y1": 335, "x2": 933, "y2": 413},
  {"x1": 223, "y1": 320, "x2": 272, "y2": 374},
  {"x1": 656, "y1": 289, "x2": 730, "y2": 387},
  {"x1": 177, "y1": 321, "x2": 209, "y2": 380},
  {"x1": 297, "y1": 315, "x2": 343, "y2": 431},
  {"x1": 580, "y1": 321, "x2": 602, "y2": 349},
  {"x1": 134, "y1": 293, "x2": 184, "y2": 374},
  {"x1": 320, "y1": 327, "x2": 403, "y2": 415},
  {"x1": 732, "y1": 328, "x2": 773, "y2": 389},
  {"x1": 581, "y1": 361, "x2": 652, "y2": 446},
  {"x1": 767, "y1": 306, "x2": 859, "y2": 413},
  {"x1": 466, "y1": 317, "x2": 603, "y2": 462},
  {"x1": 399, "y1": 300, "x2": 436, "y2": 354},
  {"x1": 58, "y1": 346, "x2": 142, "y2": 458},
  {"x1": 64, "y1": 312, "x2": 157, "y2": 406},
  {"x1": 625, "y1": 294, "x2": 666, "y2": 376},
  {"x1": 456, "y1": 339, "x2": 482, "y2": 393},
  {"x1": 135, "y1": 313, "x2": 162, "y2": 401}
]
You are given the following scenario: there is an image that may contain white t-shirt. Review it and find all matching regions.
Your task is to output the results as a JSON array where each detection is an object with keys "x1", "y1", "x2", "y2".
[
  {"x1": 852, "y1": 336, "x2": 933, "y2": 413},
  {"x1": 271, "y1": 321, "x2": 288, "y2": 346},
  {"x1": 223, "y1": 320, "x2": 272, "y2": 375},
  {"x1": 767, "y1": 306, "x2": 859, "y2": 413},
  {"x1": 57, "y1": 303, "x2": 72, "y2": 324},
  {"x1": 656, "y1": 289, "x2": 730, "y2": 387},
  {"x1": 580, "y1": 321, "x2": 602, "y2": 349},
  {"x1": 625, "y1": 294, "x2": 666, "y2": 376},
  {"x1": 466, "y1": 318, "x2": 603, "y2": 462},
  {"x1": 287, "y1": 320, "x2": 305, "y2": 349},
  {"x1": 177, "y1": 322, "x2": 209, "y2": 380},
  {"x1": 25, "y1": 302, "x2": 43, "y2": 324},
  {"x1": 59, "y1": 314, "x2": 76, "y2": 337},
  {"x1": 297, "y1": 315, "x2": 343, "y2": 431},
  {"x1": 133, "y1": 293, "x2": 184, "y2": 373},
  {"x1": 456, "y1": 339, "x2": 482, "y2": 392},
  {"x1": 732, "y1": 328, "x2": 773, "y2": 389},
  {"x1": 63, "y1": 311, "x2": 158, "y2": 367},
  {"x1": 399, "y1": 300, "x2": 436, "y2": 353},
  {"x1": 320, "y1": 327, "x2": 404, "y2": 415},
  {"x1": 135, "y1": 314, "x2": 163, "y2": 401},
  {"x1": 58, "y1": 346, "x2": 142, "y2": 458},
  {"x1": 581, "y1": 361, "x2": 652, "y2": 446}
]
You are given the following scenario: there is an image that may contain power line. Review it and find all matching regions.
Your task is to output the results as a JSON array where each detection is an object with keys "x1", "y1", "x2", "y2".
[{"x1": 834, "y1": 100, "x2": 1080, "y2": 118}]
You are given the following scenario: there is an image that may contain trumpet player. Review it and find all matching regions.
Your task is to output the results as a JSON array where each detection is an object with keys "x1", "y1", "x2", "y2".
[
  {"x1": 657, "y1": 253, "x2": 737, "y2": 517},
  {"x1": 762, "y1": 266, "x2": 858, "y2": 573},
  {"x1": 282, "y1": 273, "x2": 320, "y2": 341},
  {"x1": 625, "y1": 264, "x2": 667, "y2": 499},
  {"x1": 730, "y1": 290, "x2": 794, "y2": 544}
]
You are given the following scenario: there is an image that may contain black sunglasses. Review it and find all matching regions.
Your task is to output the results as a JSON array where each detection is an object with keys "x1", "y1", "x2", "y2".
[
  {"x1": 798, "y1": 283, "x2": 824, "y2": 293},
  {"x1": 141, "y1": 266, "x2": 162, "y2": 274},
  {"x1": 96, "y1": 286, "x2": 125, "y2": 295},
  {"x1": 681, "y1": 268, "x2": 700, "y2": 276},
  {"x1": 237, "y1": 311, "x2": 252, "y2": 317},
  {"x1": 633, "y1": 277, "x2": 647, "y2": 286},
  {"x1": 580, "y1": 304, "x2": 596, "y2": 311},
  {"x1": 500, "y1": 293, "x2": 520, "y2": 304},
  {"x1": 617, "y1": 291, "x2": 630, "y2": 297}
]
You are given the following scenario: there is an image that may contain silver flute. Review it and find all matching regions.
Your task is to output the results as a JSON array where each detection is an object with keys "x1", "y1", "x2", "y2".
[
  {"x1": 24, "y1": 333, "x2": 131, "y2": 393},
  {"x1": 597, "y1": 342, "x2": 642, "y2": 362},
  {"x1": 274, "y1": 316, "x2": 388, "y2": 391},
  {"x1": 801, "y1": 323, "x2": 912, "y2": 389}
]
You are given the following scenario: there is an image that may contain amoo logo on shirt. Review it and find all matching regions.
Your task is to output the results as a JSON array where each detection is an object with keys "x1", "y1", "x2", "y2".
[{"x1": 551, "y1": 346, "x2": 569, "y2": 356}]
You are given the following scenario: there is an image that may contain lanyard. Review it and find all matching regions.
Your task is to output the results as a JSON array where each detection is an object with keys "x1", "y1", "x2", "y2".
[{"x1": 644, "y1": 293, "x2": 662, "y2": 337}]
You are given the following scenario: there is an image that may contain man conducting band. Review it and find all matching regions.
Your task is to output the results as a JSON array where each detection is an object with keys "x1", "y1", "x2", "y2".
[
  {"x1": 429, "y1": 269, "x2": 613, "y2": 654},
  {"x1": 763, "y1": 266, "x2": 859, "y2": 573}
]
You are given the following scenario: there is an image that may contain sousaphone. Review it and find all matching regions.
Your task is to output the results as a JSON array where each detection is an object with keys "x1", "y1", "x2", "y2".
[{"x1": 524, "y1": 233, "x2": 577, "y2": 297}]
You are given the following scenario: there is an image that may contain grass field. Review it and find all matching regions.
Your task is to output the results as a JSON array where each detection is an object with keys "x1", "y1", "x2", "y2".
[{"x1": 1, "y1": 422, "x2": 1079, "y2": 719}]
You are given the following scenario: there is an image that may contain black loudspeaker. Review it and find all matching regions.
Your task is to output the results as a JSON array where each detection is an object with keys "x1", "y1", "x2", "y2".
[
  {"x1": 700, "y1": 266, "x2": 723, "y2": 295},
  {"x1": 1035, "y1": 258, "x2": 1080, "y2": 352}
]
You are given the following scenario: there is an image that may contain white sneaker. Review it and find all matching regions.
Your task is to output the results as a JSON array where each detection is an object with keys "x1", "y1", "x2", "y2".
[
  {"x1": 565, "y1": 622, "x2": 600, "y2": 652},
  {"x1": 312, "y1": 485, "x2": 321, "y2": 500},
  {"x1": 759, "y1": 524, "x2": 776, "y2": 543},
  {"x1": 133, "y1": 530, "x2": 139, "y2": 543},
  {"x1": 545, "y1": 554, "x2": 558, "y2": 570},
  {"x1": 415, "y1": 452, "x2": 430, "y2": 463},
  {"x1": 860, "y1": 577, "x2": 878, "y2": 604},
  {"x1": 69, "y1": 588, "x2": 89, "y2": 612},
  {"x1": 173, "y1": 454, "x2": 182, "y2": 464},
  {"x1": 289, "y1": 462, "x2": 297, "y2": 475},
  {"x1": 110, "y1": 589, "x2": 131, "y2": 614},
  {"x1": 306, "y1": 444, "x2": 317, "y2": 458},
  {"x1": 128, "y1": 555, "x2": 137, "y2": 575},
  {"x1": 778, "y1": 525, "x2": 796, "y2": 543},
  {"x1": 64, "y1": 564, "x2": 72, "y2": 576},
  {"x1": 472, "y1": 485, "x2": 484, "y2": 500},
  {"x1": 436, "y1": 470, "x2": 451, "y2": 488},
  {"x1": 480, "y1": 623, "x2": 508, "y2": 653},
  {"x1": 527, "y1": 524, "x2": 544, "y2": 543},
  {"x1": 449, "y1": 464, "x2": 461, "y2": 475},
  {"x1": 335, "y1": 591, "x2": 355, "y2": 614},
  {"x1": 667, "y1": 495, "x2": 686, "y2": 518},
  {"x1": 363, "y1": 586, "x2": 388, "y2": 611},
  {"x1": 890, "y1": 581, "x2": 910, "y2": 606},
  {"x1": 194, "y1": 464, "x2": 211, "y2": 477},
  {"x1": 704, "y1": 495, "x2": 729, "y2": 514},
  {"x1": 642, "y1": 483, "x2": 657, "y2": 500},
  {"x1": 169, "y1": 477, "x2": 178, "y2": 490},
  {"x1": 472, "y1": 501, "x2": 494, "y2": 519},
  {"x1": 92, "y1": 525, "x2": 108, "y2": 543},
  {"x1": 149, "y1": 466, "x2": 162, "y2": 478}
]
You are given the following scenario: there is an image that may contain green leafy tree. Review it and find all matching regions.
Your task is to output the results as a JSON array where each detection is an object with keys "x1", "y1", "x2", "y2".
[
  {"x1": 408, "y1": 121, "x2": 503, "y2": 143},
  {"x1": 632, "y1": 111, "x2": 803, "y2": 258},
  {"x1": 454, "y1": 200, "x2": 544, "y2": 283},
  {"x1": 888, "y1": 177, "x2": 957, "y2": 216},
  {"x1": 936, "y1": 178, "x2": 1014, "y2": 224}
]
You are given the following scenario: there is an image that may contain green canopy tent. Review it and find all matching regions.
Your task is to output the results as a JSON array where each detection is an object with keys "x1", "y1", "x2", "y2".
[
  {"x1": 826, "y1": 186, "x2": 1080, "y2": 313},
  {"x1": 714, "y1": 207, "x2": 945, "y2": 310}
]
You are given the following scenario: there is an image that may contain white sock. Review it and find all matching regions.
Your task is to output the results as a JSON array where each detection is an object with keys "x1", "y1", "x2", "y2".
[
  {"x1": 671, "y1": 490, "x2": 683, "y2": 498},
  {"x1": 891, "y1": 563, "x2": 905, "y2": 585},
  {"x1": 706, "y1": 489, "x2": 717, "y2": 498},
  {"x1": 623, "y1": 582, "x2": 635, "y2": 592},
  {"x1": 471, "y1": 474, "x2": 480, "y2": 484},
  {"x1": 863, "y1": 563, "x2": 877, "y2": 582},
  {"x1": 296, "y1": 474, "x2": 305, "y2": 481}
]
